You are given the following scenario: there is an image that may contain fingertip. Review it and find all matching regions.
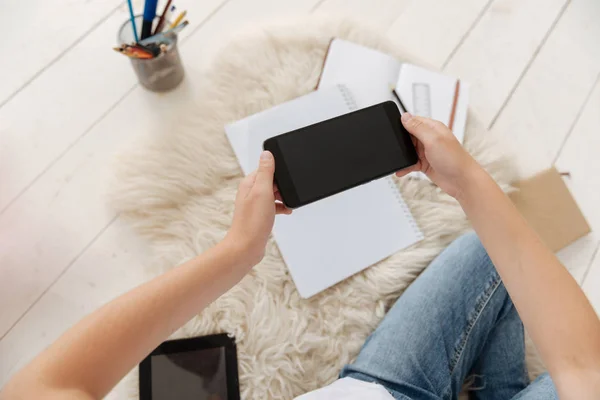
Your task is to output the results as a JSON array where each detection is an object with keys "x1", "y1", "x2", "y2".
[
  {"x1": 259, "y1": 151, "x2": 274, "y2": 169},
  {"x1": 257, "y1": 151, "x2": 275, "y2": 186},
  {"x1": 260, "y1": 150, "x2": 273, "y2": 162}
]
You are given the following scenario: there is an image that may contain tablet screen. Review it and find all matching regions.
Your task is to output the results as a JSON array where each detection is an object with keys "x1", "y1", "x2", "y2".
[
  {"x1": 150, "y1": 347, "x2": 228, "y2": 400},
  {"x1": 140, "y1": 334, "x2": 239, "y2": 400}
]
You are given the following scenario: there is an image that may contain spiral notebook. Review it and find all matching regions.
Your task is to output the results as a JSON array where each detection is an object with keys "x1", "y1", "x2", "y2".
[{"x1": 225, "y1": 85, "x2": 423, "y2": 298}]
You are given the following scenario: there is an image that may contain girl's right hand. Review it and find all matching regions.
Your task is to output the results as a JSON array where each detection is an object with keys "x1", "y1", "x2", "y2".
[{"x1": 396, "y1": 112, "x2": 484, "y2": 200}]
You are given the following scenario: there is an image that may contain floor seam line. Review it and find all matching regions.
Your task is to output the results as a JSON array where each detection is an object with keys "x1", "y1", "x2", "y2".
[
  {"x1": 0, "y1": 0, "x2": 232, "y2": 217},
  {"x1": 0, "y1": 1, "x2": 126, "y2": 110},
  {"x1": 487, "y1": 0, "x2": 571, "y2": 131},
  {"x1": 441, "y1": 0, "x2": 495, "y2": 71},
  {"x1": 553, "y1": 72, "x2": 600, "y2": 164},
  {"x1": 0, "y1": 214, "x2": 119, "y2": 342}
]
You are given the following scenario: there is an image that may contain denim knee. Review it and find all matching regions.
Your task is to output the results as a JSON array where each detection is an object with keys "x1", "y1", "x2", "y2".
[
  {"x1": 440, "y1": 231, "x2": 497, "y2": 283},
  {"x1": 433, "y1": 231, "x2": 520, "y2": 314}
]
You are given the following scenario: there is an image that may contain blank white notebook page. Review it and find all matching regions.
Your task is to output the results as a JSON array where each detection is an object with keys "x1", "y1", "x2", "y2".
[
  {"x1": 225, "y1": 85, "x2": 423, "y2": 298},
  {"x1": 319, "y1": 39, "x2": 401, "y2": 109}
]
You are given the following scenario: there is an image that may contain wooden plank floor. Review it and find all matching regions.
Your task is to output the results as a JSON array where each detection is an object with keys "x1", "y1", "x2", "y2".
[{"x1": 1, "y1": 0, "x2": 599, "y2": 397}]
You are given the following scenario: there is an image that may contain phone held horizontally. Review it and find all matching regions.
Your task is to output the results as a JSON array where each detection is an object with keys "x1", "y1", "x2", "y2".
[{"x1": 263, "y1": 101, "x2": 417, "y2": 208}]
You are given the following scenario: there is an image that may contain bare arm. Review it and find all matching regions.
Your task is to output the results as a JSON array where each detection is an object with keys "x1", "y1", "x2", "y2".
[
  {"x1": 1, "y1": 151, "x2": 290, "y2": 400},
  {"x1": 3, "y1": 243, "x2": 250, "y2": 400},
  {"x1": 460, "y1": 168, "x2": 600, "y2": 396},
  {"x1": 398, "y1": 113, "x2": 600, "y2": 399}
]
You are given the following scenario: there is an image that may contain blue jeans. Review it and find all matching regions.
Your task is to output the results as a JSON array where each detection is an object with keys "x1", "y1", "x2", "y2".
[{"x1": 341, "y1": 232, "x2": 558, "y2": 400}]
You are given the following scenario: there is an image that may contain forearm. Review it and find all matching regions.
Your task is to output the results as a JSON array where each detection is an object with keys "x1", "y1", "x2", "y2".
[
  {"x1": 458, "y1": 168, "x2": 600, "y2": 388},
  {"x1": 3, "y1": 240, "x2": 250, "y2": 400}
]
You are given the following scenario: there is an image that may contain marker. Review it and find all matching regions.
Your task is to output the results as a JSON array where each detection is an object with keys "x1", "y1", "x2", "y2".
[{"x1": 141, "y1": 0, "x2": 159, "y2": 40}]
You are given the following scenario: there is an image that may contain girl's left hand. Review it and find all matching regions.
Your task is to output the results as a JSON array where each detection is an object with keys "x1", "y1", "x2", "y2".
[{"x1": 224, "y1": 151, "x2": 292, "y2": 266}]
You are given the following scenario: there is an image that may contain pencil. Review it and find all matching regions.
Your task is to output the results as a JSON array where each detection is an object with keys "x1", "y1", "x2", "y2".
[
  {"x1": 448, "y1": 80, "x2": 461, "y2": 130},
  {"x1": 169, "y1": 10, "x2": 187, "y2": 29},
  {"x1": 153, "y1": 0, "x2": 173, "y2": 35},
  {"x1": 391, "y1": 88, "x2": 407, "y2": 114},
  {"x1": 126, "y1": 0, "x2": 139, "y2": 43}
]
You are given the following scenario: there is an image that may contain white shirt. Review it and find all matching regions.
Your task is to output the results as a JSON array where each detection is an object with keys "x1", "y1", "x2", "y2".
[{"x1": 294, "y1": 377, "x2": 395, "y2": 400}]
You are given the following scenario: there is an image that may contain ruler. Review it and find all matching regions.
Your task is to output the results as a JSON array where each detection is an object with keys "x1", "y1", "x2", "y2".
[{"x1": 412, "y1": 83, "x2": 432, "y2": 118}]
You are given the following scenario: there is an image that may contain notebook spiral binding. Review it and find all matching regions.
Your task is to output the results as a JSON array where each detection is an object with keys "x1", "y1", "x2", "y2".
[
  {"x1": 337, "y1": 84, "x2": 358, "y2": 111},
  {"x1": 339, "y1": 83, "x2": 423, "y2": 240},
  {"x1": 386, "y1": 178, "x2": 423, "y2": 239}
]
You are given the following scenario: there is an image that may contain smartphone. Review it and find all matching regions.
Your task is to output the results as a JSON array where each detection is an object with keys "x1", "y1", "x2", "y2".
[{"x1": 263, "y1": 101, "x2": 417, "y2": 208}]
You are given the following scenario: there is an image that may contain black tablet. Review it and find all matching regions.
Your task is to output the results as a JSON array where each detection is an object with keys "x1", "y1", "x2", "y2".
[{"x1": 139, "y1": 334, "x2": 240, "y2": 400}]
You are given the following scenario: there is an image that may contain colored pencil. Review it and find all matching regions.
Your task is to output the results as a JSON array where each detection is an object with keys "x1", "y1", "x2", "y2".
[
  {"x1": 448, "y1": 80, "x2": 460, "y2": 130},
  {"x1": 126, "y1": 0, "x2": 139, "y2": 43},
  {"x1": 141, "y1": 0, "x2": 159, "y2": 40},
  {"x1": 169, "y1": 10, "x2": 187, "y2": 29},
  {"x1": 153, "y1": 0, "x2": 173, "y2": 35}
]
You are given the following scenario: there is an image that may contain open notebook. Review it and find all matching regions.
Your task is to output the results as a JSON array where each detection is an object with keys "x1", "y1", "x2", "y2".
[
  {"x1": 225, "y1": 85, "x2": 423, "y2": 298},
  {"x1": 318, "y1": 39, "x2": 469, "y2": 144}
]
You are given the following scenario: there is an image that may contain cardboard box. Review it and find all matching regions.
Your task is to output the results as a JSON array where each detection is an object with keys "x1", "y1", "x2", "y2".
[{"x1": 509, "y1": 167, "x2": 591, "y2": 252}]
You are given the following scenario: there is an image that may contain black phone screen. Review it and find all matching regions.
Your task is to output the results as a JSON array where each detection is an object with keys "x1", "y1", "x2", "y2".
[{"x1": 266, "y1": 101, "x2": 416, "y2": 207}]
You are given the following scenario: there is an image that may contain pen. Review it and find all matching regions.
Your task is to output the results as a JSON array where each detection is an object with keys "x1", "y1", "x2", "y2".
[
  {"x1": 391, "y1": 88, "x2": 408, "y2": 114},
  {"x1": 141, "y1": 0, "x2": 159, "y2": 40}
]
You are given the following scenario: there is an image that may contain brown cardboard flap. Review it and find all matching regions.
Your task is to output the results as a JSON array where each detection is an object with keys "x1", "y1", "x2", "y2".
[{"x1": 509, "y1": 167, "x2": 591, "y2": 252}]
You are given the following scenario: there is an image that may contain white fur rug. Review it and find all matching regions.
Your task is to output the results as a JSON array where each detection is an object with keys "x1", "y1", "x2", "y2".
[{"x1": 110, "y1": 17, "x2": 542, "y2": 400}]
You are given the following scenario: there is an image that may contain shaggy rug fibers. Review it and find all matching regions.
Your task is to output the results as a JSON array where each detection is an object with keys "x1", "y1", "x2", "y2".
[{"x1": 110, "y1": 17, "x2": 543, "y2": 399}]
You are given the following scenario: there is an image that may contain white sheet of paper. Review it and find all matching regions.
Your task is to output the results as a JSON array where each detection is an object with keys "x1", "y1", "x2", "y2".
[{"x1": 225, "y1": 85, "x2": 423, "y2": 298}]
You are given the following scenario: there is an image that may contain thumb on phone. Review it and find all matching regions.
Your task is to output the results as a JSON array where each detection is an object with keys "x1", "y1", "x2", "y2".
[
  {"x1": 255, "y1": 151, "x2": 275, "y2": 191},
  {"x1": 401, "y1": 113, "x2": 436, "y2": 144}
]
